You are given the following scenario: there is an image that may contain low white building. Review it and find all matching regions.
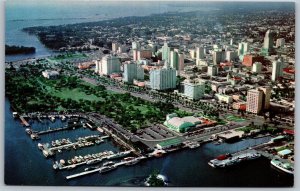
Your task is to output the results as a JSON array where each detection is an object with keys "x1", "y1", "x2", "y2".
[
  {"x1": 42, "y1": 70, "x2": 59, "y2": 79},
  {"x1": 182, "y1": 79, "x2": 205, "y2": 100}
]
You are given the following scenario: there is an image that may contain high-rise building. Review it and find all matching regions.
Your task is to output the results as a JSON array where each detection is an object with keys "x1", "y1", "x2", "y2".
[
  {"x1": 212, "y1": 50, "x2": 224, "y2": 65},
  {"x1": 170, "y1": 50, "x2": 179, "y2": 70},
  {"x1": 183, "y1": 79, "x2": 205, "y2": 100},
  {"x1": 133, "y1": 49, "x2": 138, "y2": 61},
  {"x1": 261, "y1": 29, "x2": 275, "y2": 56},
  {"x1": 189, "y1": 49, "x2": 196, "y2": 59},
  {"x1": 196, "y1": 46, "x2": 205, "y2": 60},
  {"x1": 276, "y1": 38, "x2": 285, "y2": 48},
  {"x1": 132, "y1": 41, "x2": 140, "y2": 50},
  {"x1": 112, "y1": 42, "x2": 119, "y2": 52},
  {"x1": 272, "y1": 59, "x2": 284, "y2": 81},
  {"x1": 97, "y1": 55, "x2": 121, "y2": 76},
  {"x1": 207, "y1": 65, "x2": 218, "y2": 76},
  {"x1": 150, "y1": 68, "x2": 176, "y2": 90},
  {"x1": 252, "y1": 62, "x2": 262, "y2": 73},
  {"x1": 226, "y1": 50, "x2": 238, "y2": 61},
  {"x1": 178, "y1": 52, "x2": 185, "y2": 75},
  {"x1": 258, "y1": 86, "x2": 271, "y2": 110},
  {"x1": 246, "y1": 89, "x2": 263, "y2": 114},
  {"x1": 238, "y1": 42, "x2": 249, "y2": 56},
  {"x1": 123, "y1": 62, "x2": 144, "y2": 84},
  {"x1": 162, "y1": 42, "x2": 171, "y2": 62}
]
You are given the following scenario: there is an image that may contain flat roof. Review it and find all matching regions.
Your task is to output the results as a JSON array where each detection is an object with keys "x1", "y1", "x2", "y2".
[{"x1": 157, "y1": 138, "x2": 182, "y2": 147}]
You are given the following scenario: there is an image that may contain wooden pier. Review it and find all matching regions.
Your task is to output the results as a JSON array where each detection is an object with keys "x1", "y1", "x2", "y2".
[{"x1": 19, "y1": 116, "x2": 30, "y2": 127}]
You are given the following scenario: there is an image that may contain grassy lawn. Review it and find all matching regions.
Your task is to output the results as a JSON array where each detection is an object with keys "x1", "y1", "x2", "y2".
[
  {"x1": 225, "y1": 115, "x2": 245, "y2": 122},
  {"x1": 48, "y1": 53, "x2": 87, "y2": 61},
  {"x1": 52, "y1": 88, "x2": 102, "y2": 102}
]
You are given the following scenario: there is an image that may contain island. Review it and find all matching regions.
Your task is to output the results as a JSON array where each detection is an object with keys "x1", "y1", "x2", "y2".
[{"x1": 5, "y1": 44, "x2": 36, "y2": 55}]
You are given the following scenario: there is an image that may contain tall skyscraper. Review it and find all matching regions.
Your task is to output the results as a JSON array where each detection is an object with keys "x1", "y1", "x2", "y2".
[
  {"x1": 212, "y1": 50, "x2": 223, "y2": 65},
  {"x1": 246, "y1": 89, "x2": 263, "y2": 114},
  {"x1": 196, "y1": 46, "x2": 205, "y2": 60},
  {"x1": 178, "y1": 52, "x2": 185, "y2": 75},
  {"x1": 261, "y1": 29, "x2": 276, "y2": 56},
  {"x1": 162, "y1": 42, "x2": 171, "y2": 62},
  {"x1": 170, "y1": 51, "x2": 179, "y2": 70},
  {"x1": 123, "y1": 62, "x2": 144, "y2": 84},
  {"x1": 97, "y1": 55, "x2": 121, "y2": 76},
  {"x1": 272, "y1": 59, "x2": 284, "y2": 81},
  {"x1": 238, "y1": 42, "x2": 249, "y2": 56},
  {"x1": 258, "y1": 86, "x2": 271, "y2": 110},
  {"x1": 276, "y1": 38, "x2": 285, "y2": 48},
  {"x1": 226, "y1": 50, "x2": 238, "y2": 61},
  {"x1": 150, "y1": 68, "x2": 176, "y2": 90}
]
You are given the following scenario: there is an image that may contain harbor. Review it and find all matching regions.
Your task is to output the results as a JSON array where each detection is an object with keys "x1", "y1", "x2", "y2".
[{"x1": 5, "y1": 99, "x2": 294, "y2": 186}]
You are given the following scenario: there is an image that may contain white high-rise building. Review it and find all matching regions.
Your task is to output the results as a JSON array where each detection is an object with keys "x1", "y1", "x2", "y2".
[
  {"x1": 276, "y1": 38, "x2": 285, "y2": 48},
  {"x1": 170, "y1": 51, "x2": 179, "y2": 70},
  {"x1": 123, "y1": 62, "x2": 144, "y2": 84},
  {"x1": 132, "y1": 41, "x2": 140, "y2": 50},
  {"x1": 112, "y1": 42, "x2": 119, "y2": 52},
  {"x1": 226, "y1": 50, "x2": 238, "y2": 61},
  {"x1": 190, "y1": 49, "x2": 196, "y2": 59},
  {"x1": 212, "y1": 50, "x2": 224, "y2": 65},
  {"x1": 272, "y1": 59, "x2": 284, "y2": 81},
  {"x1": 183, "y1": 79, "x2": 205, "y2": 100},
  {"x1": 96, "y1": 55, "x2": 121, "y2": 76},
  {"x1": 207, "y1": 65, "x2": 218, "y2": 76},
  {"x1": 246, "y1": 89, "x2": 263, "y2": 114},
  {"x1": 150, "y1": 68, "x2": 176, "y2": 90},
  {"x1": 262, "y1": 29, "x2": 275, "y2": 56},
  {"x1": 238, "y1": 42, "x2": 249, "y2": 56},
  {"x1": 252, "y1": 62, "x2": 262, "y2": 73},
  {"x1": 196, "y1": 46, "x2": 205, "y2": 60},
  {"x1": 162, "y1": 42, "x2": 171, "y2": 62}
]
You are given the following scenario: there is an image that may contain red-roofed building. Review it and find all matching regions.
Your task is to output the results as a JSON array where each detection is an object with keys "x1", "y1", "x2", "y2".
[{"x1": 243, "y1": 55, "x2": 264, "y2": 67}]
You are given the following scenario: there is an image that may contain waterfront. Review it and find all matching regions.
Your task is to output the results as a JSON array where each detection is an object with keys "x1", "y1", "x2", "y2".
[{"x1": 5, "y1": 99, "x2": 293, "y2": 186}]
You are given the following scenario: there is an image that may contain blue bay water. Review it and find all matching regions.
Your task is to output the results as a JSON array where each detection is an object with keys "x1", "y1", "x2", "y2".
[{"x1": 5, "y1": 98, "x2": 293, "y2": 186}]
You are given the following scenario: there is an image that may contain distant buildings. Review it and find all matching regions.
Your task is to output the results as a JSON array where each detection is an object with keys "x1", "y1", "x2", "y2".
[
  {"x1": 123, "y1": 62, "x2": 144, "y2": 84},
  {"x1": 272, "y1": 59, "x2": 284, "y2": 81},
  {"x1": 183, "y1": 79, "x2": 205, "y2": 100},
  {"x1": 42, "y1": 70, "x2": 59, "y2": 79},
  {"x1": 95, "y1": 55, "x2": 121, "y2": 75},
  {"x1": 150, "y1": 68, "x2": 176, "y2": 90}
]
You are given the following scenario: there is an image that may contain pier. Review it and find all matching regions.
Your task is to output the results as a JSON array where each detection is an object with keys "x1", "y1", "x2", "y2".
[
  {"x1": 19, "y1": 116, "x2": 30, "y2": 127},
  {"x1": 55, "y1": 150, "x2": 132, "y2": 170},
  {"x1": 66, "y1": 156, "x2": 146, "y2": 180}
]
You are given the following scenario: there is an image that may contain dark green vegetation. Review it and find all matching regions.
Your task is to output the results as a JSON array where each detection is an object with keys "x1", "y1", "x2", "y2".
[
  {"x1": 146, "y1": 170, "x2": 165, "y2": 187},
  {"x1": 5, "y1": 44, "x2": 35, "y2": 55},
  {"x1": 5, "y1": 66, "x2": 189, "y2": 131}
]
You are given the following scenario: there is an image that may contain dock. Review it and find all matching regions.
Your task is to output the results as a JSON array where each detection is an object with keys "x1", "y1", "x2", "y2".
[
  {"x1": 66, "y1": 156, "x2": 146, "y2": 180},
  {"x1": 19, "y1": 116, "x2": 30, "y2": 127},
  {"x1": 55, "y1": 150, "x2": 131, "y2": 170}
]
